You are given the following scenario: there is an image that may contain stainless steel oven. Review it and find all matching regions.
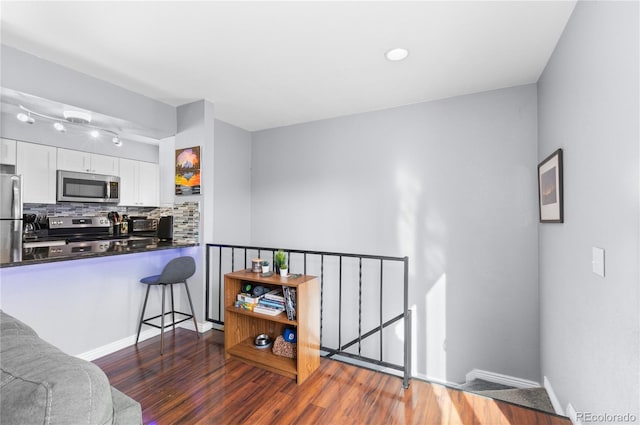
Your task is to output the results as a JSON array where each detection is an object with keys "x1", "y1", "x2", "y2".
[{"x1": 56, "y1": 170, "x2": 120, "y2": 203}]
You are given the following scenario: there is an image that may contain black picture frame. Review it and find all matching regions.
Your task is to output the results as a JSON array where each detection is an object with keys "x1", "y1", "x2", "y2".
[{"x1": 538, "y1": 148, "x2": 564, "y2": 223}]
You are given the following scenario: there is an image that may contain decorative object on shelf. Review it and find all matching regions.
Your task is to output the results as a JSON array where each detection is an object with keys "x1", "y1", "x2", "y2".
[
  {"x1": 175, "y1": 146, "x2": 201, "y2": 196},
  {"x1": 254, "y1": 333, "x2": 273, "y2": 349},
  {"x1": 283, "y1": 286, "x2": 297, "y2": 320},
  {"x1": 274, "y1": 249, "x2": 287, "y2": 274},
  {"x1": 284, "y1": 327, "x2": 297, "y2": 343},
  {"x1": 261, "y1": 260, "x2": 269, "y2": 273},
  {"x1": 251, "y1": 258, "x2": 262, "y2": 273},
  {"x1": 280, "y1": 264, "x2": 288, "y2": 277},
  {"x1": 251, "y1": 285, "x2": 269, "y2": 297},
  {"x1": 538, "y1": 148, "x2": 564, "y2": 223},
  {"x1": 272, "y1": 335, "x2": 296, "y2": 358}
]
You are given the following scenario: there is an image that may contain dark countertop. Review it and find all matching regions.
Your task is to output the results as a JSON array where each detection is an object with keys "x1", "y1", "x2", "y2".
[{"x1": 0, "y1": 237, "x2": 199, "y2": 268}]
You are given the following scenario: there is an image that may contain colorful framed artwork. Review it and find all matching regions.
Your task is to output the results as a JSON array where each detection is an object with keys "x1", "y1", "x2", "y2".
[
  {"x1": 175, "y1": 146, "x2": 201, "y2": 196},
  {"x1": 538, "y1": 148, "x2": 563, "y2": 223}
]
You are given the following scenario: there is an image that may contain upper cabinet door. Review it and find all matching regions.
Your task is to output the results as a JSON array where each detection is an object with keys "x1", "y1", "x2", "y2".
[
  {"x1": 57, "y1": 148, "x2": 91, "y2": 172},
  {"x1": 17, "y1": 142, "x2": 57, "y2": 204},
  {"x1": 91, "y1": 153, "x2": 119, "y2": 175},
  {"x1": 0, "y1": 138, "x2": 17, "y2": 166},
  {"x1": 118, "y1": 158, "x2": 138, "y2": 206},
  {"x1": 137, "y1": 161, "x2": 159, "y2": 207}
]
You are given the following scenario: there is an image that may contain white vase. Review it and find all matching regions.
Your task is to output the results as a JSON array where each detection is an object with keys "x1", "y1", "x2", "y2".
[
  {"x1": 262, "y1": 265, "x2": 269, "y2": 273},
  {"x1": 280, "y1": 268, "x2": 288, "y2": 277}
]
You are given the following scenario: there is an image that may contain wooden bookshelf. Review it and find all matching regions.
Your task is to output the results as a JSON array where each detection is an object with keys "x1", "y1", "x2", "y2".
[{"x1": 223, "y1": 269, "x2": 320, "y2": 384}]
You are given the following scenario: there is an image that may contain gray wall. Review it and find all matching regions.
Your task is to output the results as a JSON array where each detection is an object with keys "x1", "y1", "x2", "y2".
[
  {"x1": 213, "y1": 119, "x2": 252, "y2": 244},
  {"x1": 538, "y1": 0, "x2": 639, "y2": 419},
  {"x1": 251, "y1": 85, "x2": 540, "y2": 383}
]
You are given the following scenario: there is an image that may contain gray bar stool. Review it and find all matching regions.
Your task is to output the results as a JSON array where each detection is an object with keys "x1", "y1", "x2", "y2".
[{"x1": 135, "y1": 256, "x2": 200, "y2": 354}]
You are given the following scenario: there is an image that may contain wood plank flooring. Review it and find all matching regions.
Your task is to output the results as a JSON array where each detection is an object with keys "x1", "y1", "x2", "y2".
[{"x1": 93, "y1": 328, "x2": 571, "y2": 425}]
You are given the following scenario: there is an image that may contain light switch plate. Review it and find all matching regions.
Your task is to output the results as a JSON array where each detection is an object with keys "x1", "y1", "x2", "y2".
[{"x1": 592, "y1": 247, "x2": 605, "y2": 277}]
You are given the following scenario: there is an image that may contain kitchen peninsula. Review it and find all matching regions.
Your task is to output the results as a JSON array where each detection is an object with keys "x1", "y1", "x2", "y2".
[{"x1": 0, "y1": 237, "x2": 198, "y2": 268}]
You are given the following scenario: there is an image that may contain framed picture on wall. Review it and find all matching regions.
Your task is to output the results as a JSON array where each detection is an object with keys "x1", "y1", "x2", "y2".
[
  {"x1": 538, "y1": 148, "x2": 563, "y2": 223},
  {"x1": 175, "y1": 146, "x2": 201, "y2": 196}
]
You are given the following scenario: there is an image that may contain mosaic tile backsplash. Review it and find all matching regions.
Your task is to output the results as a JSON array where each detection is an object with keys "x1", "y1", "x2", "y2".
[{"x1": 24, "y1": 201, "x2": 200, "y2": 243}]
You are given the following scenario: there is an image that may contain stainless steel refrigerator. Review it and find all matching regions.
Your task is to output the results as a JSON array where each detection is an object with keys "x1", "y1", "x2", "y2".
[{"x1": 0, "y1": 174, "x2": 23, "y2": 263}]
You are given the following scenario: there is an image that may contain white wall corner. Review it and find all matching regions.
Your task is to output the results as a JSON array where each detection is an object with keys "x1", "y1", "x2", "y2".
[
  {"x1": 177, "y1": 320, "x2": 214, "y2": 334},
  {"x1": 543, "y1": 376, "x2": 564, "y2": 416},
  {"x1": 413, "y1": 372, "x2": 460, "y2": 389},
  {"x1": 566, "y1": 403, "x2": 583, "y2": 425},
  {"x1": 464, "y1": 369, "x2": 540, "y2": 389}
]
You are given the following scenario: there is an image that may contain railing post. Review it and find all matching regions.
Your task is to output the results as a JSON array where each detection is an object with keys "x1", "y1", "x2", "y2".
[{"x1": 403, "y1": 256, "x2": 410, "y2": 389}]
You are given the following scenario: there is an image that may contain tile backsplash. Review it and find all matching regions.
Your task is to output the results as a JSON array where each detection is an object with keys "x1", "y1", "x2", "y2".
[
  {"x1": 24, "y1": 202, "x2": 200, "y2": 243},
  {"x1": 146, "y1": 202, "x2": 200, "y2": 243}
]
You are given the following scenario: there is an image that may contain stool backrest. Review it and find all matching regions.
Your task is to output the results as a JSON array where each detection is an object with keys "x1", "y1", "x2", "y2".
[{"x1": 158, "y1": 256, "x2": 196, "y2": 284}]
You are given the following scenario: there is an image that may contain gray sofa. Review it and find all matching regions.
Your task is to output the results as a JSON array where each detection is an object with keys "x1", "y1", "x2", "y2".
[{"x1": 0, "y1": 310, "x2": 142, "y2": 425}]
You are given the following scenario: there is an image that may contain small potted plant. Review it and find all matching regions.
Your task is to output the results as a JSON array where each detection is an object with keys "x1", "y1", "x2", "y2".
[
  {"x1": 279, "y1": 263, "x2": 288, "y2": 277},
  {"x1": 261, "y1": 260, "x2": 269, "y2": 274},
  {"x1": 274, "y1": 250, "x2": 287, "y2": 274}
]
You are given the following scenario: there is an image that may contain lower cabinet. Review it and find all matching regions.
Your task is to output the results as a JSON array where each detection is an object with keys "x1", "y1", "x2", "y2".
[{"x1": 224, "y1": 270, "x2": 320, "y2": 384}]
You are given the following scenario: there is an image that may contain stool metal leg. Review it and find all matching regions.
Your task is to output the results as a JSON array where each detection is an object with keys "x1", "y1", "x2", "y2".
[
  {"x1": 136, "y1": 285, "x2": 152, "y2": 345},
  {"x1": 183, "y1": 280, "x2": 200, "y2": 339},
  {"x1": 160, "y1": 284, "x2": 166, "y2": 355},
  {"x1": 170, "y1": 283, "x2": 176, "y2": 331}
]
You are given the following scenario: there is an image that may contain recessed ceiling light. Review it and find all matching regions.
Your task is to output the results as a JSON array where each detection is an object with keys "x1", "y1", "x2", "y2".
[
  {"x1": 90, "y1": 130, "x2": 100, "y2": 138},
  {"x1": 385, "y1": 48, "x2": 409, "y2": 62},
  {"x1": 53, "y1": 122, "x2": 66, "y2": 132}
]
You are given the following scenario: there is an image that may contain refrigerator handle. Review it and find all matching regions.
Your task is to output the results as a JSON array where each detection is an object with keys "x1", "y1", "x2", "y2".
[{"x1": 11, "y1": 176, "x2": 22, "y2": 220}]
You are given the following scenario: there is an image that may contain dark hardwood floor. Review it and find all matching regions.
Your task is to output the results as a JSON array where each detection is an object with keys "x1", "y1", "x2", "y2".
[{"x1": 93, "y1": 328, "x2": 571, "y2": 425}]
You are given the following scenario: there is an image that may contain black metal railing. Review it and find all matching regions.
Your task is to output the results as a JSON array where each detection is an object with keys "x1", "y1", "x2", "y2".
[{"x1": 205, "y1": 243, "x2": 411, "y2": 388}]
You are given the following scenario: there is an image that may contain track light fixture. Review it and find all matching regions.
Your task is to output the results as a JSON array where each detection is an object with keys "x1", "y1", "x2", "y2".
[
  {"x1": 16, "y1": 112, "x2": 35, "y2": 124},
  {"x1": 16, "y1": 105, "x2": 123, "y2": 147}
]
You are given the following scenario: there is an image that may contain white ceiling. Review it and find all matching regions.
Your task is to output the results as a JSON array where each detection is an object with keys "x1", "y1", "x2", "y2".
[{"x1": 0, "y1": 1, "x2": 576, "y2": 132}]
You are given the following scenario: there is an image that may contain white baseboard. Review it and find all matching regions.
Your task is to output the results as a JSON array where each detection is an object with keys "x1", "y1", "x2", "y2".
[
  {"x1": 177, "y1": 320, "x2": 214, "y2": 334},
  {"x1": 543, "y1": 376, "x2": 563, "y2": 415},
  {"x1": 566, "y1": 403, "x2": 582, "y2": 425},
  {"x1": 465, "y1": 369, "x2": 540, "y2": 389},
  {"x1": 413, "y1": 372, "x2": 460, "y2": 389},
  {"x1": 76, "y1": 321, "x2": 213, "y2": 361}
]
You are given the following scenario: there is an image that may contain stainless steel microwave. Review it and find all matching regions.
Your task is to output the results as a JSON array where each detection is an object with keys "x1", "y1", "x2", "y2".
[{"x1": 56, "y1": 170, "x2": 120, "y2": 203}]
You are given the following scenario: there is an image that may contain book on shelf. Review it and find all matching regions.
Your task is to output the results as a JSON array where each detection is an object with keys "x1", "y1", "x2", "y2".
[
  {"x1": 282, "y1": 286, "x2": 297, "y2": 321},
  {"x1": 264, "y1": 288, "x2": 285, "y2": 303},
  {"x1": 253, "y1": 305, "x2": 284, "y2": 317},
  {"x1": 237, "y1": 293, "x2": 262, "y2": 304},
  {"x1": 258, "y1": 298, "x2": 285, "y2": 310},
  {"x1": 234, "y1": 300, "x2": 255, "y2": 311}
]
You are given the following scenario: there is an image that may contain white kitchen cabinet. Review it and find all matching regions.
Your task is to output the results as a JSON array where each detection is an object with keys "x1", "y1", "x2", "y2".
[
  {"x1": 91, "y1": 154, "x2": 119, "y2": 175},
  {"x1": 1, "y1": 138, "x2": 17, "y2": 166},
  {"x1": 57, "y1": 148, "x2": 119, "y2": 175},
  {"x1": 118, "y1": 158, "x2": 159, "y2": 207},
  {"x1": 16, "y1": 142, "x2": 57, "y2": 204}
]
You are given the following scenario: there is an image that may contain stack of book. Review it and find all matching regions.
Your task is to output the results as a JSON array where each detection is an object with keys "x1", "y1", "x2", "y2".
[
  {"x1": 235, "y1": 292, "x2": 262, "y2": 311},
  {"x1": 254, "y1": 289, "x2": 286, "y2": 316}
]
